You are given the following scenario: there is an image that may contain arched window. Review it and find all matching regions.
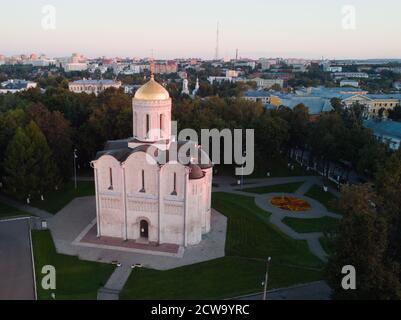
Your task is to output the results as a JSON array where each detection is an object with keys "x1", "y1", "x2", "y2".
[
  {"x1": 171, "y1": 172, "x2": 177, "y2": 196},
  {"x1": 133, "y1": 112, "x2": 137, "y2": 137},
  {"x1": 160, "y1": 114, "x2": 164, "y2": 137},
  {"x1": 108, "y1": 168, "x2": 113, "y2": 190},
  {"x1": 146, "y1": 114, "x2": 150, "y2": 137},
  {"x1": 140, "y1": 169, "x2": 146, "y2": 193}
]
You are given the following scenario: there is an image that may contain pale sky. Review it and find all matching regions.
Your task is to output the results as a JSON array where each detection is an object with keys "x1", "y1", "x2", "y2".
[{"x1": 1, "y1": 0, "x2": 400, "y2": 59}]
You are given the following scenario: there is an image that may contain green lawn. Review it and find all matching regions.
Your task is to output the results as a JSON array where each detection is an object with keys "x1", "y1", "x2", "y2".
[
  {"x1": 320, "y1": 236, "x2": 336, "y2": 256},
  {"x1": 30, "y1": 181, "x2": 95, "y2": 214},
  {"x1": 120, "y1": 257, "x2": 323, "y2": 300},
  {"x1": 305, "y1": 185, "x2": 341, "y2": 214},
  {"x1": 250, "y1": 157, "x2": 313, "y2": 178},
  {"x1": 240, "y1": 181, "x2": 304, "y2": 195},
  {"x1": 31, "y1": 230, "x2": 114, "y2": 300},
  {"x1": 215, "y1": 157, "x2": 313, "y2": 179},
  {"x1": 0, "y1": 202, "x2": 31, "y2": 219},
  {"x1": 121, "y1": 192, "x2": 324, "y2": 300},
  {"x1": 282, "y1": 217, "x2": 340, "y2": 234}
]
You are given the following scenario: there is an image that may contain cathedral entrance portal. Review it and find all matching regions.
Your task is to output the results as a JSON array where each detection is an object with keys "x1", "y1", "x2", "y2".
[{"x1": 140, "y1": 220, "x2": 149, "y2": 239}]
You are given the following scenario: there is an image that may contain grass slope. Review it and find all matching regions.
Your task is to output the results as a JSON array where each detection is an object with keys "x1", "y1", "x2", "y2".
[
  {"x1": 30, "y1": 181, "x2": 95, "y2": 214},
  {"x1": 282, "y1": 217, "x2": 340, "y2": 234},
  {"x1": 305, "y1": 185, "x2": 341, "y2": 214},
  {"x1": 121, "y1": 192, "x2": 324, "y2": 300},
  {"x1": 0, "y1": 202, "x2": 31, "y2": 219},
  {"x1": 32, "y1": 230, "x2": 114, "y2": 300}
]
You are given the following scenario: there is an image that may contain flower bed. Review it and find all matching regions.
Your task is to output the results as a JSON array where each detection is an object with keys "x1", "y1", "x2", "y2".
[{"x1": 271, "y1": 196, "x2": 311, "y2": 212}]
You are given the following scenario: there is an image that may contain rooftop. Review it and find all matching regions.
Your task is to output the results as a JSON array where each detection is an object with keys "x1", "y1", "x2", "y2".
[{"x1": 363, "y1": 120, "x2": 401, "y2": 139}]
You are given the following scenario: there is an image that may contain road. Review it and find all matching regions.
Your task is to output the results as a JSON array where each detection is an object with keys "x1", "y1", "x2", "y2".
[
  {"x1": 0, "y1": 218, "x2": 36, "y2": 300},
  {"x1": 235, "y1": 281, "x2": 332, "y2": 300}
]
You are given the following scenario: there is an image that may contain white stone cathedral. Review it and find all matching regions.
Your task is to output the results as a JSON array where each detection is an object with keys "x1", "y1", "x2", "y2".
[{"x1": 91, "y1": 76, "x2": 213, "y2": 247}]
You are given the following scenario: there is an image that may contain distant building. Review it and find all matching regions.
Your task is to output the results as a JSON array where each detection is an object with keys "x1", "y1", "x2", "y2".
[
  {"x1": 342, "y1": 94, "x2": 401, "y2": 118},
  {"x1": 0, "y1": 79, "x2": 37, "y2": 94},
  {"x1": 291, "y1": 64, "x2": 308, "y2": 73},
  {"x1": 252, "y1": 77, "x2": 284, "y2": 90},
  {"x1": 153, "y1": 61, "x2": 178, "y2": 74},
  {"x1": 364, "y1": 120, "x2": 401, "y2": 150},
  {"x1": 272, "y1": 95, "x2": 334, "y2": 121},
  {"x1": 123, "y1": 84, "x2": 141, "y2": 95},
  {"x1": 243, "y1": 90, "x2": 271, "y2": 104},
  {"x1": 63, "y1": 62, "x2": 88, "y2": 72},
  {"x1": 333, "y1": 72, "x2": 369, "y2": 80},
  {"x1": 394, "y1": 82, "x2": 401, "y2": 90},
  {"x1": 234, "y1": 60, "x2": 256, "y2": 69},
  {"x1": 324, "y1": 66, "x2": 343, "y2": 73},
  {"x1": 340, "y1": 80, "x2": 359, "y2": 87},
  {"x1": 69, "y1": 79, "x2": 122, "y2": 95},
  {"x1": 294, "y1": 86, "x2": 401, "y2": 119},
  {"x1": 207, "y1": 76, "x2": 234, "y2": 84},
  {"x1": 225, "y1": 70, "x2": 239, "y2": 78},
  {"x1": 182, "y1": 79, "x2": 190, "y2": 95}
]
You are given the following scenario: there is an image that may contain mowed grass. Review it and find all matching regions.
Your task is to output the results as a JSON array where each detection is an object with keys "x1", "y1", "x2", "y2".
[
  {"x1": 305, "y1": 185, "x2": 341, "y2": 214},
  {"x1": 320, "y1": 236, "x2": 336, "y2": 256},
  {"x1": 120, "y1": 257, "x2": 323, "y2": 300},
  {"x1": 30, "y1": 181, "x2": 95, "y2": 214},
  {"x1": 282, "y1": 217, "x2": 340, "y2": 234},
  {"x1": 0, "y1": 202, "x2": 31, "y2": 219},
  {"x1": 241, "y1": 182, "x2": 304, "y2": 195},
  {"x1": 250, "y1": 157, "x2": 313, "y2": 178},
  {"x1": 213, "y1": 193, "x2": 322, "y2": 267},
  {"x1": 121, "y1": 192, "x2": 324, "y2": 300},
  {"x1": 32, "y1": 230, "x2": 114, "y2": 300}
]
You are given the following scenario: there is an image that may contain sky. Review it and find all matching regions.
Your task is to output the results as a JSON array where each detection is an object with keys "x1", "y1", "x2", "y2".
[{"x1": 1, "y1": 0, "x2": 400, "y2": 59}]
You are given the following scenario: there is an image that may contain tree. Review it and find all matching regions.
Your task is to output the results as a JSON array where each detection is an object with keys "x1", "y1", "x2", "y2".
[
  {"x1": 3, "y1": 127, "x2": 35, "y2": 199},
  {"x1": 25, "y1": 121, "x2": 60, "y2": 196},
  {"x1": 376, "y1": 150, "x2": 401, "y2": 269},
  {"x1": 3, "y1": 121, "x2": 60, "y2": 200},
  {"x1": 326, "y1": 184, "x2": 401, "y2": 300},
  {"x1": 389, "y1": 106, "x2": 401, "y2": 122},
  {"x1": 27, "y1": 103, "x2": 73, "y2": 180}
]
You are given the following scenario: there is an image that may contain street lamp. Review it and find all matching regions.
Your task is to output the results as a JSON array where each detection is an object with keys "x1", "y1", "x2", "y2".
[
  {"x1": 73, "y1": 148, "x2": 78, "y2": 189},
  {"x1": 241, "y1": 151, "x2": 246, "y2": 190},
  {"x1": 263, "y1": 257, "x2": 272, "y2": 300}
]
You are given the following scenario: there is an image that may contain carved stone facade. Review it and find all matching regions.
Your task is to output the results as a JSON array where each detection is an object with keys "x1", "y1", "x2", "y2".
[{"x1": 91, "y1": 76, "x2": 213, "y2": 247}]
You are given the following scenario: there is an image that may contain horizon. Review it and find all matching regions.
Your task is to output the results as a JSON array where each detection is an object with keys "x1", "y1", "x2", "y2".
[{"x1": 1, "y1": 0, "x2": 401, "y2": 60}]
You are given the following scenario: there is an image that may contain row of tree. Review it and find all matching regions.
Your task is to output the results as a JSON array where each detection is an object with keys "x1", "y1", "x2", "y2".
[{"x1": 327, "y1": 150, "x2": 401, "y2": 299}]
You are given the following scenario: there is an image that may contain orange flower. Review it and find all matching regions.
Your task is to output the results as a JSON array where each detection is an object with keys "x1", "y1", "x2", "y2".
[{"x1": 271, "y1": 196, "x2": 311, "y2": 212}]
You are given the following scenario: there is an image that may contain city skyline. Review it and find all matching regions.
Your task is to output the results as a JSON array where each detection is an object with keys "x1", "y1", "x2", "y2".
[{"x1": 1, "y1": 0, "x2": 401, "y2": 60}]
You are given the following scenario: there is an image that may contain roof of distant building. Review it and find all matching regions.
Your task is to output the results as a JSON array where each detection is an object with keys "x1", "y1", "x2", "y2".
[
  {"x1": 243, "y1": 90, "x2": 270, "y2": 98},
  {"x1": 278, "y1": 96, "x2": 334, "y2": 115},
  {"x1": 1, "y1": 79, "x2": 35, "y2": 90},
  {"x1": 363, "y1": 120, "x2": 401, "y2": 139},
  {"x1": 70, "y1": 79, "x2": 120, "y2": 85}
]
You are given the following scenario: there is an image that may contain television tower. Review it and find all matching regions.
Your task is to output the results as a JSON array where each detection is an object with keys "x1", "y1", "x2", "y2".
[{"x1": 215, "y1": 22, "x2": 220, "y2": 60}]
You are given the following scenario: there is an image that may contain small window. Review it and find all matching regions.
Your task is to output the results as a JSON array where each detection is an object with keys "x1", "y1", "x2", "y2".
[
  {"x1": 108, "y1": 168, "x2": 113, "y2": 190},
  {"x1": 160, "y1": 114, "x2": 164, "y2": 137},
  {"x1": 140, "y1": 169, "x2": 146, "y2": 193},
  {"x1": 146, "y1": 114, "x2": 150, "y2": 137},
  {"x1": 171, "y1": 172, "x2": 177, "y2": 196}
]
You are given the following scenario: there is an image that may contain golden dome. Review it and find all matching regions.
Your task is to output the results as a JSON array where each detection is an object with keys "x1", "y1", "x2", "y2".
[{"x1": 134, "y1": 75, "x2": 170, "y2": 100}]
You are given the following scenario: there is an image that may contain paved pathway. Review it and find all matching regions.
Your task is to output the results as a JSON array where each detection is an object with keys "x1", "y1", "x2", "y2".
[
  {"x1": 98, "y1": 265, "x2": 132, "y2": 300},
  {"x1": 213, "y1": 176, "x2": 342, "y2": 262},
  {"x1": 0, "y1": 218, "x2": 36, "y2": 300}
]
